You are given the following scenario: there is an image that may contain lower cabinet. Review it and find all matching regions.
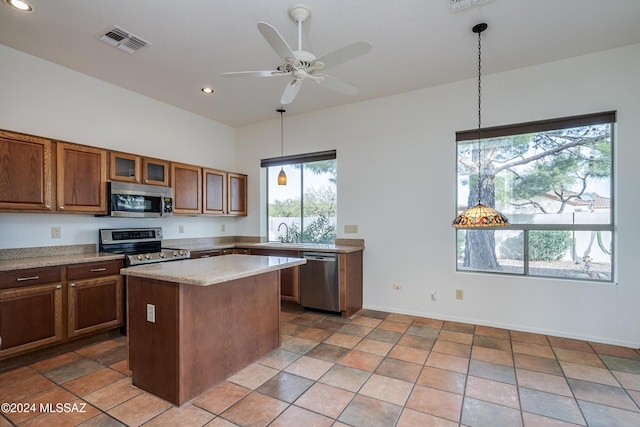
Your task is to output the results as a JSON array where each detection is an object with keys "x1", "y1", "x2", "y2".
[
  {"x1": 68, "y1": 275, "x2": 123, "y2": 338},
  {"x1": 0, "y1": 260, "x2": 124, "y2": 360},
  {"x1": 0, "y1": 282, "x2": 63, "y2": 359},
  {"x1": 249, "y1": 249, "x2": 300, "y2": 303}
]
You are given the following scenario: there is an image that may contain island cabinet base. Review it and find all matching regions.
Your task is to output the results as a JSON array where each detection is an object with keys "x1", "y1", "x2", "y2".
[{"x1": 127, "y1": 270, "x2": 281, "y2": 405}]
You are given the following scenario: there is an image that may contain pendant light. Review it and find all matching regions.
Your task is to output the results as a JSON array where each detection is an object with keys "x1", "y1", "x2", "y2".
[
  {"x1": 452, "y1": 23, "x2": 509, "y2": 228},
  {"x1": 277, "y1": 108, "x2": 287, "y2": 185}
]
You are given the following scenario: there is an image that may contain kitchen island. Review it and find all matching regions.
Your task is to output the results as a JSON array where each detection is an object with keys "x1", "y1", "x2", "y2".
[{"x1": 120, "y1": 254, "x2": 306, "y2": 405}]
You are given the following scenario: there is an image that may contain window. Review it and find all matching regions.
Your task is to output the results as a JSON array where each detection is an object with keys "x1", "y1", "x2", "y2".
[
  {"x1": 455, "y1": 111, "x2": 615, "y2": 282},
  {"x1": 262, "y1": 151, "x2": 337, "y2": 244}
]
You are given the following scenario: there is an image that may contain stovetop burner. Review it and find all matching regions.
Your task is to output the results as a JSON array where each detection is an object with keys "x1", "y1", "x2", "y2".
[{"x1": 99, "y1": 227, "x2": 190, "y2": 266}]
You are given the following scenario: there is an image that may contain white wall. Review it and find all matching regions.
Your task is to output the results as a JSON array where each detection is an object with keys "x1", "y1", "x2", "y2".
[
  {"x1": 0, "y1": 44, "x2": 238, "y2": 246},
  {"x1": 236, "y1": 44, "x2": 640, "y2": 348}
]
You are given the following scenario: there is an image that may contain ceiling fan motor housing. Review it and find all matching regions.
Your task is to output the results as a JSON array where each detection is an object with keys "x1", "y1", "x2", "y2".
[{"x1": 288, "y1": 4, "x2": 311, "y2": 23}]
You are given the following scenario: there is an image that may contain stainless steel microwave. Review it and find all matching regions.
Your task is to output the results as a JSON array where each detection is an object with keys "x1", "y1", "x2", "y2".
[{"x1": 105, "y1": 182, "x2": 173, "y2": 218}]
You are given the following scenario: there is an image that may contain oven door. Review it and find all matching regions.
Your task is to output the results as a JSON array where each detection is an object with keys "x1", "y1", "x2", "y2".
[{"x1": 107, "y1": 182, "x2": 173, "y2": 218}]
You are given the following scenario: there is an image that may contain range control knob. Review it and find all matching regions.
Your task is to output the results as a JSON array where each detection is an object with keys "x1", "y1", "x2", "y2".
[
  {"x1": 145, "y1": 253, "x2": 151, "y2": 260},
  {"x1": 136, "y1": 254, "x2": 143, "y2": 261},
  {"x1": 159, "y1": 252, "x2": 166, "y2": 258},
  {"x1": 173, "y1": 250, "x2": 179, "y2": 257}
]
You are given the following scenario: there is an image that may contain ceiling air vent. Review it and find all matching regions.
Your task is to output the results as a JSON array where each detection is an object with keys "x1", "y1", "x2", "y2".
[
  {"x1": 98, "y1": 25, "x2": 151, "y2": 54},
  {"x1": 447, "y1": 0, "x2": 493, "y2": 12}
]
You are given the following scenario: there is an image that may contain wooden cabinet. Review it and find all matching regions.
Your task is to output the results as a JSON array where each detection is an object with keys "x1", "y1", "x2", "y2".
[
  {"x1": 250, "y1": 249, "x2": 300, "y2": 302},
  {"x1": 109, "y1": 152, "x2": 169, "y2": 186},
  {"x1": 227, "y1": 173, "x2": 247, "y2": 216},
  {"x1": 189, "y1": 250, "x2": 222, "y2": 259},
  {"x1": 202, "y1": 168, "x2": 226, "y2": 215},
  {"x1": 67, "y1": 260, "x2": 124, "y2": 338},
  {"x1": 171, "y1": 162, "x2": 202, "y2": 214},
  {"x1": 0, "y1": 260, "x2": 124, "y2": 360},
  {"x1": 0, "y1": 130, "x2": 53, "y2": 211},
  {"x1": 222, "y1": 248, "x2": 249, "y2": 255},
  {"x1": 56, "y1": 142, "x2": 107, "y2": 213},
  {"x1": 0, "y1": 267, "x2": 63, "y2": 359}
]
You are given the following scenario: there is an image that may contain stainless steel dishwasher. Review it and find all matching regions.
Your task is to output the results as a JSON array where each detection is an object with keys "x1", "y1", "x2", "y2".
[{"x1": 299, "y1": 252, "x2": 339, "y2": 313}]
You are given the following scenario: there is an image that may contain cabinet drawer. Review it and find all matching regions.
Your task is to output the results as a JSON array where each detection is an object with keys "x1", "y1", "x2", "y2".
[
  {"x1": 67, "y1": 260, "x2": 123, "y2": 280},
  {"x1": 0, "y1": 267, "x2": 61, "y2": 290}
]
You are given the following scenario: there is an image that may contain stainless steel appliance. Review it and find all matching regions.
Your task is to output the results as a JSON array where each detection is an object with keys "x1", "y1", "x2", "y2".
[
  {"x1": 299, "y1": 252, "x2": 339, "y2": 313},
  {"x1": 105, "y1": 182, "x2": 173, "y2": 218},
  {"x1": 99, "y1": 227, "x2": 189, "y2": 266}
]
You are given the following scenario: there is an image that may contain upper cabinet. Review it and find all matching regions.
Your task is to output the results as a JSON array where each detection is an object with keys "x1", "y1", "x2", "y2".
[
  {"x1": 0, "y1": 130, "x2": 53, "y2": 211},
  {"x1": 171, "y1": 162, "x2": 202, "y2": 214},
  {"x1": 110, "y1": 152, "x2": 169, "y2": 186},
  {"x1": 0, "y1": 128, "x2": 246, "y2": 217},
  {"x1": 202, "y1": 168, "x2": 227, "y2": 215},
  {"x1": 227, "y1": 173, "x2": 247, "y2": 216},
  {"x1": 56, "y1": 142, "x2": 107, "y2": 213}
]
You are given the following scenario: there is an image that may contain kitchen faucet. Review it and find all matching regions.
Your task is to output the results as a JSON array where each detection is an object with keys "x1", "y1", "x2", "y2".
[{"x1": 277, "y1": 222, "x2": 289, "y2": 242}]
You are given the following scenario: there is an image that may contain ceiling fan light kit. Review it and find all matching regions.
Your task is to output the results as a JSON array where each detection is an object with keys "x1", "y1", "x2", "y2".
[{"x1": 222, "y1": 3, "x2": 372, "y2": 105}]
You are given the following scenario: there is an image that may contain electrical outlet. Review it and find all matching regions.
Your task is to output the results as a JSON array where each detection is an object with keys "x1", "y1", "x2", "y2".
[
  {"x1": 146, "y1": 304, "x2": 156, "y2": 323},
  {"x1": 456, "y1": 289, "x2": 464, "y2": 300},
  {"x1": 431, "y1": 291, "x2": 438, "y2": 301},
  {"x1": 221, "y1": 224, "x2": 226, "y2": 232},
  {"x1": 393, "y1": 284, "x2": 402, "y2": 290},
  {"x1": 178, "y1": 225, "x2": 184, "y2": 234},
  {"x1": 51, "y1": 227, "x2": 61, "y2": 239}
]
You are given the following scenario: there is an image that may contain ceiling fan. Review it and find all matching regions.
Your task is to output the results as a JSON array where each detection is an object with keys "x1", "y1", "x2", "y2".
[{"x1": 222, "y1": 4, "x2": 373, "y2": 105}]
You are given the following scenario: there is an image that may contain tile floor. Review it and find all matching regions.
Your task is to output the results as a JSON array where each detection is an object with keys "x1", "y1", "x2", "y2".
[{"x1": 1, "y1": 305, "x2": 640, "y2": 426}]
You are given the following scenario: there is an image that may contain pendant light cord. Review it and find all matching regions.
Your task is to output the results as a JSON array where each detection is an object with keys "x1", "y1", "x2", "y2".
[
  {"x1": 277, "y1": 108, "x2": 286, "y2": 159},
  {"x1": 474, "y1": 24, "x2": 486, "y2": 206}
]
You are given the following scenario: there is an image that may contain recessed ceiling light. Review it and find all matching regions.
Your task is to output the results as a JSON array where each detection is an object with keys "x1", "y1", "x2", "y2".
[
  {"x1": 201, "y1": 87, "x2": 214, "y2": 94},
  {"x1": 4, "y1": 0, "x2": 33, "y2": 12}
]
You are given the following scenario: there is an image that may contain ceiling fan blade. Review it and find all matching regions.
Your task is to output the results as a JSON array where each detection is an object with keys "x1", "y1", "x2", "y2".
[
  {"x1": 257, "y1": 22, "x2": 297, "y2": 62},
  {"x1": 221, "y1": 70, "x2": 287, "y2": 78},
  {"x1": 313, "y1": 41, "x2": 373, "y2": 70},
  {"x1": 315, "y1": 73, "x2": 359, "y2": 95},
  {"x1": 281, "y1": 80, "x2": 303, "y2": 105}
]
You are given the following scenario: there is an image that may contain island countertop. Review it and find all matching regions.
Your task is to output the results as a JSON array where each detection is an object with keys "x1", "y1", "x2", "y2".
[{"x1": 120, "y1": 254, "x2": 306, "y2": 286}]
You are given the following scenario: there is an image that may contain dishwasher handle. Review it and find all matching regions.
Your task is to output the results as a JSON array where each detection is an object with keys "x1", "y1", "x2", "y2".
[{"x1": 302, "y1": 252, "x2": 337, "y2": 261}]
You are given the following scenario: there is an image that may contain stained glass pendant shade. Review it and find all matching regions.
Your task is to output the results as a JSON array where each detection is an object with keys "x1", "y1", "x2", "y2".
[{"x1": 452, "y1": 23, "x2": 509, "y2": 228}]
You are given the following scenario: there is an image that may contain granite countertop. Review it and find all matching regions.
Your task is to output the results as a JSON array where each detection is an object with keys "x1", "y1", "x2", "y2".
[
  {"x1": 179, "y1": 241, "x2": 363, "y2": 253},
  {"x1": 0, "y1": 253, "x2": 124, "y2": 272},
  {"x1": 121, "y1": 254, "x2": 306, "y2": 286}
]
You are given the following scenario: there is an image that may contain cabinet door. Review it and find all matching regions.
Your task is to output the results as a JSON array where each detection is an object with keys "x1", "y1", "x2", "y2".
[
  {"x1": 56, "y1": 142, "x2": 107, "y2": 213},
  {"x1": 202, "y1": 168, "x2": 227, "y2": 215},
  {"x1": 143, "y1": 158, "x2": 170, "y2": 186},
  {"x1": 171, "y1": 163, "x2": 201, "y2": 214},
  {"x1": 68, "y1": 275, "x2": 123, "y2": 338},
  {"x1": 0, "y1": 130, "x2": 53, "y2": 211},
  {"x1": 0, "y1": 283, "x2": 63, "y2": 358},
  {"x1": 109, "y1": 151, "x2": 141, "y2": 183},
  {"x1": 249, "y1": 249, "x2": 299, "y2": 302},
  {"x1": 227, "y1": 173, "x2": 247, "y2": 216}
]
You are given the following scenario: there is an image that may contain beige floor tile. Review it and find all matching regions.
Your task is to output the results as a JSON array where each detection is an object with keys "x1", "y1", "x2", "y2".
[
  {"x1": 83, "y1": 377, "x2": 143, "y2": 411},
  {"x1": 107, "y1": 392, "x2": 172, "y2": 426},
  {"x1": 192, "y1": 381, "x2": 251, "y2": 414},
  {"x1": 359, "y1": 373, "x2": 413, "y2": 406},
  {"x1": 295, "y1": 382, "x2": 354, "y2": 418},
  {"x1": 144, "y1": 403, "x2": 215, "y2": 426}
]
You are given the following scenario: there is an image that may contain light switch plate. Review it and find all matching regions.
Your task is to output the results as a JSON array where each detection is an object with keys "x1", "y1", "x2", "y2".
[{"x1": 344, "y1": 224, "x2": 358, "y2": 234}]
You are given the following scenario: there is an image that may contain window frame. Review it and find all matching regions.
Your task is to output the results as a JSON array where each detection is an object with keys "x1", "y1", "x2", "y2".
[
  {"x1": 262, "y1": 150, "x2": 337, "y2": 244},
  {"x1": 455, "y1": 111, "x2": 616, "y2": 283}
]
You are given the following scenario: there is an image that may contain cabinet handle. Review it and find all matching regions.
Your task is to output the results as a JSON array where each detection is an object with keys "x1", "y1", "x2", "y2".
[
  {"x1": 70, "y1": 283, "x2": 76, "y2": 287},
  {"x1": 90, "y1": 268, "x2": 107, "y2": 272},
  {"x1": 143, "y1": 179, "x2": 148, "y2": 183},
  {"x1": 44, "y1": 205, "x2": 51, "y2": 210},
  {"x1": 56, "y1": 285, "x2": 62, "y2": 289},
  {"x1": 17, "y1": 276, "x2": 40, "y2": 282},
  {"x1": 59, "y1": 206, "x2": 65, "y2": 210}
]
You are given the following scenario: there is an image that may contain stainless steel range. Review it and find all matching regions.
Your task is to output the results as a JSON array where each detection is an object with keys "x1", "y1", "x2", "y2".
[{"x1": 99, "y1": 227, "x2": 190, "y2": 266}]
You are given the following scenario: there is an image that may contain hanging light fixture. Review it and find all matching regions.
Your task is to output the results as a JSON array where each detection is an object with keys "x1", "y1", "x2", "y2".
[
  {"x1": 276, "y1": 108, "x2": 287, "y2": 185},
  {"x1": 452, "y1": 23, "x2": 509, "y2": 228}
]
